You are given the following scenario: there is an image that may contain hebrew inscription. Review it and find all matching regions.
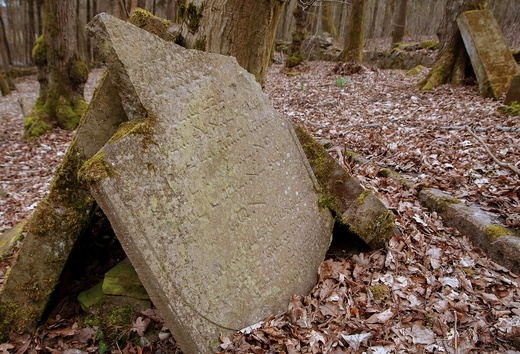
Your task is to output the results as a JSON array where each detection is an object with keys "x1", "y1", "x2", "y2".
[{"x1": 85, "y1": 13, "x2": 333, "y2": 354}]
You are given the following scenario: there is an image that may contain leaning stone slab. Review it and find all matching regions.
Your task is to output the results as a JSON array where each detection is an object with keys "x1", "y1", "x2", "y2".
[
  {"x1": 419, "y1": 188, "x2": 519, "y2": 273},
  {"x1": 457, "y1": 10, "x2": 518, "y2": 99},
  {"x1": 505, "y1": 73, "x2": 520, "y2": 105},
  {"x1": 83, "y1": 13, "x2": 333, "y2": 354},
  {"x1": 294, "y1": 126, "x2": 396, "y2": 249},
  {"x1": 0, "y1": 72, "x2": 128, "y2": 341}
]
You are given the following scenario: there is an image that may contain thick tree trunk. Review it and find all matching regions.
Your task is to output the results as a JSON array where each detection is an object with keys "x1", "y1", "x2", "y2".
[
  {"x1": 177, "y1": 0, "x2": 286, "y2": 87},
  {"x1": 24, "y1": 0, "x2": 89, "y2": 140},
  {"x1": 337, "y1": 0, "x2": 367, "y2": 63},
  {"x1": 420, "y1": 0, "x2": 487, "y2": 91},
  {"x1": 321, "y1": 1, "x2": 337, "y2": 38},
  {"x1": 391, "y1": 0, "x2": 408, "y2": 46}
]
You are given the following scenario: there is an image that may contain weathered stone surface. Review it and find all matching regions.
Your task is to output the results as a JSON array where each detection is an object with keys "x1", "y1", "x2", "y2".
[
  {"x1": 294, "y1": 126, "x2": 396, "y2": 249},
  {"x1": 102, "y1": 258, "x2": 149, "y2": 300},
  {"x1": 84, "y1": 13, "x2": 333, "y2": 354},
  {"x1": 0, "y1": 220, "x2": 26, "y2": 261},
  {"x1": 457, "y1": 10, "x2": 518, "y2": 99},
  {"x1": 419, "y1": 188, "x2": 519, "y2": 272},
  {"x1": 0, "y1": 71, "x2": 128, "y2": 340},
  {"x1": 505, "y1": 74, "x2": 520, "y2": 105}
]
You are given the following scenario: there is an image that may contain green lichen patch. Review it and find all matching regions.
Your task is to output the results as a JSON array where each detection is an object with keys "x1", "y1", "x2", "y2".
[
  {"x1": 355, "y1": 189, "x2": 372, "y2": 207},
  {"x1": 369, "y1": 284, "x2": 389, "y2": 301},
  {"x1": 406, "y1": 65, "x2": 426, "y2": 76},
  {"x1": 107, "y1": 114, "x2": 157, "y2": 149},
  {"x1": 484, "y1": 224, "x2": 515, "y2": 241},
  {"x1": 78, "y1": 152, "x2": 115, "y2": 185},
  {"x1": 23, "y1": 107, "x2": 52, "y2": 140},
  {"x1": 366, "y1": 211, "x2": 395, "y2": 249},
  {"x1": 286, "y1": 55, "x2": 303, "y2": 68}
]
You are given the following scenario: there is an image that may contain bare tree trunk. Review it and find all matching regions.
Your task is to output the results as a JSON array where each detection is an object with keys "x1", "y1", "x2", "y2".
[
  {"x1": 177, "y1": 0, "x2": 286, "y2": 87},
  {"x1": 420, "y1": 0, "x2": 487, "y2": 91},
  {"x1": 321, "y1": 1, "x2": 337, "y2": 37},
  {"x1": 0, "y1": 7, "x2": 15, "y2": 91},
  {"x1": 391, "y1": 0, "x2": 408, "y2": 46},
  {"x1": 24, "y1": 0, "x2": 89, "y2": 140},
  {"x1": 337, "y1": 0, "x2": 367, "y2": 63},
  {"x1": 368, "y1": 0, "x2": 380, "y2": 38},
  {"x1": 0, "y1": 71, "x2": 9, "y2": 96},
  {"x1": 381, "y1": 0, "x2": 396, "y2": 37}
]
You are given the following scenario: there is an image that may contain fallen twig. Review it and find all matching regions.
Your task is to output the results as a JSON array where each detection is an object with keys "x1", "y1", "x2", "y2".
[{"x1": 465, "y1": 126, "x2": 520, "y2": 176}]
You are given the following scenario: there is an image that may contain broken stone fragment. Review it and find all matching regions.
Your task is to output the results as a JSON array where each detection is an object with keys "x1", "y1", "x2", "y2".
[
  {"x1": 102, "y1": 258, "x2": 149, "y2": 300},
  {"x1": 294, "y1": 125, "x2": 396, "y2": 249}
]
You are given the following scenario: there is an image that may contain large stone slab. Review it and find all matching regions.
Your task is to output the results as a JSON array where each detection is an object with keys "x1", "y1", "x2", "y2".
[
  {"x1": 457, "y1": 10, "x2": 518, "y2": 99},
  {"x1": 0, "y1": 71, "x2": 128, "y2": 340},
  {"x1": 84, "y1": 14, "x2": 333, "y2": 354}
]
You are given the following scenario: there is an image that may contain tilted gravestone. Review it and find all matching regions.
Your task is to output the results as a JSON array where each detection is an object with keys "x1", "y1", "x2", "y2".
[
  {"x1": 457, "y1": 10, "x2": 518, "y2": 99},
  {"x1": 83, "y1": 13, "x2": 333, "y2": 354}
]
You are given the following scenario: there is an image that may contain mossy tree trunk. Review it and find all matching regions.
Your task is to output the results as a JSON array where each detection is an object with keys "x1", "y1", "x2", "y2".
[
  {"x1": 321, "y1": 1, "x2": 337, "y2": 38},
  {"x1": 24, "y1": 0, "x2": 89, "y2": 141},
  {"x1": 420, "y1": 0, "x2": 487, "y2": 91},
  {"x1": 337, "y1": 0, "x2": 367, "y2": 63},
  {"x1": 176, "y1": 0, "x2": 286, "y2": 87},
  {"x1": 391, "y1": 0, "x2": 408, "y2": 47},
  {"x1": 286, "y1": 3, "x2": 309, "y2": 68}
]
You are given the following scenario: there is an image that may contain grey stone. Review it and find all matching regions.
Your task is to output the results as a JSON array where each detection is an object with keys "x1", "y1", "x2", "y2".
[
  {"x1": 102, "y1": 258, "x2": 149, "y2": 300},
  {"x1": 0, "y1": 70, "x2": 128, "y2": 339},
  {"x1": 84, "y1": 13, "x2": 333, "y2": 354},
  {"x1": 0, "y1": 219, "x2": 26, "y2": 261},
  {"x1": 418, "y1": 188, "x2": 519, "y2": 272},
  {"x1": 457, "y1": 10, "x2": 518, "y2": 99},
  {"x1": 505, "y1": 73, "x2": 520, "y2": 105}
]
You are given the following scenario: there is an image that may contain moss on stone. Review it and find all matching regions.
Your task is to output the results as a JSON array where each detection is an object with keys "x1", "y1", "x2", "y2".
[
  {"x1": 286, "y1": 55, "x2": 302, "y2": 68},
  {"x1": 419, "y1": 40, "x2": 439, "y2": 50},
  {"x1": 32, "y1": 35, "x2": 47, "y2": 67},
  {"x1": 107, "y1": 113, "x2": 157, "y2": 149},
  {"x1": 194, "y1": 36, "x2": 207, "y2": 51},
  {"x1": 23, "y1": 107, "x2": 52, "y2": 140},
  {"x1": 502, "y1": 101, "x2": 520, "y2": 116},
  {"x1": 366, "y1": 211, "x2": 395, "y2": 249},
  {"x1": 129, "y1": 8, "x2": 176, "y2": 42},
  {"x1": 378, "y1": 169, "x2": 392, "y2": 178},
  {"x1": 78, "y1": 152, "x2": 115, "y2": 185},
  {"x1": 484, "y1": 224, "x2": 513, "y2": 241},
  {"x1": 406, "y1": 65, "x2": 425, "y2": 76}
]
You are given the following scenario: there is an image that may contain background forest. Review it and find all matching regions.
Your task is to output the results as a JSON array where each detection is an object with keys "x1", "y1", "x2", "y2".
[{"x1": 0, "y1": 0, "x2": 519, "y2": 68}]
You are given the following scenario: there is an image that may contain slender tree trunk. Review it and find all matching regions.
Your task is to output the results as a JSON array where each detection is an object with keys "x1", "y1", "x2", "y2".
[
  {"x1": 0, "y1": 7, "x2": 15, "y2": 91},
  {"x1": 285, "y1": 3, "x2": 308, "y2": 68},
  {"x1": 321, "y1": 1, "x2": 337, "y2": 37},
  {"x1": 420, "y1": 0, "x2": 487, "y2": 91},
  {"x1": 337, "y1": 0, "x2": 367, "y2": 63},
  {"x1": 0, "y1": 71, "x2": 9, "y2": 96},
  {"x1": 24, "y1": 0, "x2": 89, "y2": 140},
  {"x1": 381, "y1": 0, "x2": 396, "y2": 37},
  {"x1": 368, "y1": 0, "x2": 380, "y2": 38},
  {"x1": 0, "y1": 8, "x2": 12, "y2": 66},
  {"x1": 177, "y1": 0, "x2": 286, "y2": 87},
  {"x1": 391, "y1": 0, "x2": 408, "y2": 46}
]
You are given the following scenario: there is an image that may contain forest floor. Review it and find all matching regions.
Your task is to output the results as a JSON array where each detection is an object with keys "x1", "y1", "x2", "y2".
[{"x1": 0, "y1": 59, "x2": 519, "y2": 353}]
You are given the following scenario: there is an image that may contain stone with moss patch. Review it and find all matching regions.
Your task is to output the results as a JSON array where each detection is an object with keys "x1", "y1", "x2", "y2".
[{"x1": 484, "y1": 224, "x2": 515, "y2": 241}]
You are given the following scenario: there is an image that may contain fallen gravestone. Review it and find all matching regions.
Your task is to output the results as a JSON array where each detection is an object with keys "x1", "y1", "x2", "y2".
[
  {"x1": 457, "y1": 10, "x2": 518, "y2": 99},
  {"x1": 83, "y1": 13, "x2": 333, "y2": 354},
  {"x1": 0, "y1": 71, "x2": 128, "y2": 340}
]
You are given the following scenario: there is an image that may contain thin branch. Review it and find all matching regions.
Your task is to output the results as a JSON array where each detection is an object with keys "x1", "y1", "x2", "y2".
[{"x1": 465, "y1": 126, "x2": 520, "y2": 176}]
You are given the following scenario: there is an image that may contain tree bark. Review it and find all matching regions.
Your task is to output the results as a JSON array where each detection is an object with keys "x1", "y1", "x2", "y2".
[
  {"x1": 381, "y1": 0, "x2": 396, "y2": 37},
  {"x1": 285, "y1": 3, "x2": 308, "y2": 68},
  {"x1": 177, "y1": 0, "x2": 286, "y2": 87},
  {"x1": 337, "y1": 0, "x2": 367, "y2": 63},
  {"x1": 24, "y1": 0, "x2": 89, "y2": 140},
  {"x1": 0, "y1": 7, "x2": 15, "y2": 91},
  {"x1": 368, "y1": 0, "x2": 380, "y2": 38},
  {"x1": 420, "y1": 0, "x2": 487, "y2": 91},
  {"x1": 391, "y1": 0, "x2": 408, "y2": 46},
  {"x1": 321, "y1": 1, "x2": 337, "y2": 37}
]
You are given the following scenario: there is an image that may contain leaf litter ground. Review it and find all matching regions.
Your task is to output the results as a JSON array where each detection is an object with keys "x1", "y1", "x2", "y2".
[{"x1": 0, "y1": 62, "x2": 519, "y2": 353}]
